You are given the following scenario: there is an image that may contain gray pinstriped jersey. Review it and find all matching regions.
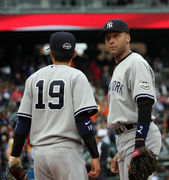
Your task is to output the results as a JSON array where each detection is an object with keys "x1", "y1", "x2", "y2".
[
  {"x1": 107, "y1": 52, "x2": 156, "y2": 129},
  {"x1": 17, "y1": 65, "x2": 98, "y2": 146}
]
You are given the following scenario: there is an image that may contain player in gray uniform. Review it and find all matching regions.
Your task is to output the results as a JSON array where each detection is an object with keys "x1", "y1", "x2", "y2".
[
  {"x1": 8, "y1": 32, "x2": 100, "y2": 180},
  {"x1": 103, "y1": 19, "x2": 162, "y2": 180}
]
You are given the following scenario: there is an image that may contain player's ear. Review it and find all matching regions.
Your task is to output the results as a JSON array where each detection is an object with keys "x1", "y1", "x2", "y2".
[
  {"x1": 72, "y1": 50, "x2": 76, "y2": 59},
  {"x1": 126, "y1": 34, "x2": 131, "y2": 44},
  {"x1": 50, "y1": 50, "x2": 53, "y2": 59}
]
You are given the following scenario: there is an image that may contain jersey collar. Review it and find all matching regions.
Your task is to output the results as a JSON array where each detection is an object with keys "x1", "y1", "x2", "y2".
[{"x1": 116, "y1": 51, "x2": 133, "y2": 66}]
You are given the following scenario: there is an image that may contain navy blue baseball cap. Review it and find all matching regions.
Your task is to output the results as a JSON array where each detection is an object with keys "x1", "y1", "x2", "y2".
[
  {"x1": 49, "y1": 32, "x2": 76, "y2": 53},
  {"x1": 103, "y1": 19, "x2": 130, "y2": 36}
]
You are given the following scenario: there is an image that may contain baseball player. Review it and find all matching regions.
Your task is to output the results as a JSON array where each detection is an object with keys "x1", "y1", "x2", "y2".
[
  {"x1": 7, "y1": 32, "x2": 100, "y2": 180},
  {"x1": 103, "y1": 19, "x2": 162, "y2": 180}
]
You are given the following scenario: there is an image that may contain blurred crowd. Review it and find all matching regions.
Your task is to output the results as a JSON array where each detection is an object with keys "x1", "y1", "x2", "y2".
[{"x1": 0, "y1": 43, "x2": 169, "y2": 179}]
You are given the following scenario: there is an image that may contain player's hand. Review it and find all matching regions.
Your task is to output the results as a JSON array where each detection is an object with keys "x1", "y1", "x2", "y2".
[
  {"x1": 88, "y1": 158, "x2": 100, "y2": 179},
  {"x1": 111, "y1": 153, "x2": 119, "y2": 174},
  {"x1": 6, "y1": 156, "x2": 28, "y2": 180}
]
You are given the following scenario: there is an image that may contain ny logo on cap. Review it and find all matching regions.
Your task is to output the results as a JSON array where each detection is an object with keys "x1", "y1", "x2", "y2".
[
  {"x1": 107, "y1": 21, "x2": 113, "y2": 29},
  {"x1": 63, "y1": 43, "x2": 72, "y2": 50}
]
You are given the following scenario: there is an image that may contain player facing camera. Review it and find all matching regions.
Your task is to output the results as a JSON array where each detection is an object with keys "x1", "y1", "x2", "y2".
[{"x1": 103, "y1": 19, "x2": 161, "y2": 180}]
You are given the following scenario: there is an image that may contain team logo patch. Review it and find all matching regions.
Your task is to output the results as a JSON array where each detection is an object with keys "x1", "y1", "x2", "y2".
[
  {"x1": 139, "y1": 81, "x2": 151, "y2": 90},
  {"x1": 63, "y1": 43, "x2": 72, "y2": 50},
  {"x1": 107, "y1": 21, "x2": 113, "y2": 29}
]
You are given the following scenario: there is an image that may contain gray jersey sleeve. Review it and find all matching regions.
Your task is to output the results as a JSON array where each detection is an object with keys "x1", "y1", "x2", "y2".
[
  {"x1": 128, "y1": 59, "x2": 156, "y2": 103},
  {"x1": 73, "y1": 73, "x2": 98, "y2": 117},
  {"x1": 17, "y1": 78, "x2": 32, "y2": 119}
]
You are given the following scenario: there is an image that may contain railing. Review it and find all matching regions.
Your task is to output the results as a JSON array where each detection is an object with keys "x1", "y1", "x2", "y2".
[{"x1": 0, "y1": 0, "x2": 169, "y2": 14}]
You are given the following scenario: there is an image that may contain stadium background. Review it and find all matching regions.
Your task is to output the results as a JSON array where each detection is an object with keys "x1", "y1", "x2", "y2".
[{"x1": 0, "y1": 0, "x2": 169, "y2": 179}]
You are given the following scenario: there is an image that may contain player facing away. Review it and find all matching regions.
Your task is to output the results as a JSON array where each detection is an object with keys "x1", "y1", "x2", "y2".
[
  {"x1": 103, "y1": 20, "x2": 162, "y2": 180},
  {"x1": 7, "y1": 32, "x2": 100, "y2": 180}
]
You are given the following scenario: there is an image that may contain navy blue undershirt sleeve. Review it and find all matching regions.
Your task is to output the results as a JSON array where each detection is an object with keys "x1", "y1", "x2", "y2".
[
  {"x1": 15, "y1": 117, "x2": 31, "y2": 136},
  {"x1": 75, "y1": 112, "x2": 99, "y2": 158},
  {"x1": 11, "y1": 117, "x2": 31, "y2": 157},
  {"x1": 135, "y1": 97, "x2": 154, "y2": 148},
  {"x1": 137, "y1": 97, "x2": 154, "y2": 124}
]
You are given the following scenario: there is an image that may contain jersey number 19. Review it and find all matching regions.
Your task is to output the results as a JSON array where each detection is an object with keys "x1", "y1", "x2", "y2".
[{"x1": 35, "y1": 80, "x2": 65, "y2": 110}]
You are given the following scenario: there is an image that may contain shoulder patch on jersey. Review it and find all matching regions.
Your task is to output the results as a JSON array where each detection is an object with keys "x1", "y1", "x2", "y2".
[{"x1": 139, "y1": 81, "x2": 151, "y2": 90}]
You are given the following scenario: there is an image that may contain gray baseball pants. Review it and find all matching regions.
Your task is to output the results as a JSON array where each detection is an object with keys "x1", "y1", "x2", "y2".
[
  {"x1": 33, "y1": 142, "x2": 88, "y2": 180},
  {"x1": 116, "y1": 122, "x2": 162, "y2": 180}
]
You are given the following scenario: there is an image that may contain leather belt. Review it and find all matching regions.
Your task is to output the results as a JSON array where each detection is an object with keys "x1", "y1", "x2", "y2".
[{"x1": 113, "y1": 123, "x2": 137, "y2": 135}]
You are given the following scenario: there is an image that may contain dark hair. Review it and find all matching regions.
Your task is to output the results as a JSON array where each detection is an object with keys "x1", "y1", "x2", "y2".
[{"x1": 52, "y1": 50, "x2": 74, "y2": 62}]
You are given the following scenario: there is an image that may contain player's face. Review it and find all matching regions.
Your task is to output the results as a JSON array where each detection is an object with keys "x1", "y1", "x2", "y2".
[{"x1": 105, "y1": 31, "x2": 130, "y2": 59}]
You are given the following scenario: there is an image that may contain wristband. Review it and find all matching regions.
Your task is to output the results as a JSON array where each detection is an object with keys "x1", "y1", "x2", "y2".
[{"x1": 136, "y1": 122, "x2": 150, "y2": 139}]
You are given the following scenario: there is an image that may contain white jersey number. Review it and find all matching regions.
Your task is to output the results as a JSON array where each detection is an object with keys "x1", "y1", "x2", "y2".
[{"x1": 35, "y1": 80, "x2": 65, "y2": 110}]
